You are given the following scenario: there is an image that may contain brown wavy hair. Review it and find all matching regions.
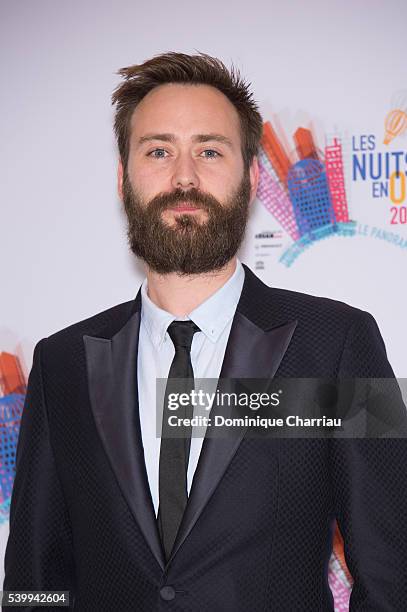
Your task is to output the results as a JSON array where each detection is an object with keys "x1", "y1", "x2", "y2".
[{"x1": 112, "y1": 51, "x2": 263, "y2": 171}]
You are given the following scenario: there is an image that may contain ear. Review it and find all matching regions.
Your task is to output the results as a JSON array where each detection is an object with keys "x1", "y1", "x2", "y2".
[
  {"x1": 248, "y1": 155, "x2": 259, "y2": 207},
  {"x1": 117, "y1": 159, "x2": 124, "y2": 201}
]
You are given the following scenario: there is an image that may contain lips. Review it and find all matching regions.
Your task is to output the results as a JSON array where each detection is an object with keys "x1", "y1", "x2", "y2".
[{"x1": 167, "y1": 203, "x2": 202, "y2": 212}]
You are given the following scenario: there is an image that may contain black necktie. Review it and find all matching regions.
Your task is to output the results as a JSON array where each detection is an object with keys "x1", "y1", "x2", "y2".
[{"x1": 158, "y1": 320, "x2": 200, "y2": 562}]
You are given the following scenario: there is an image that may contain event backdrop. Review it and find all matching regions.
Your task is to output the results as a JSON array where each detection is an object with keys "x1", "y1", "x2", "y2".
[{"x1": 1, "y1": 1, "x2": 406, "y2": 609}]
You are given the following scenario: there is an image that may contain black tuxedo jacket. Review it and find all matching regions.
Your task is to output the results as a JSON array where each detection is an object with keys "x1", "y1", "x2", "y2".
[{"x1": 4, "y1": 264, "x2": 407, "y2": 611}]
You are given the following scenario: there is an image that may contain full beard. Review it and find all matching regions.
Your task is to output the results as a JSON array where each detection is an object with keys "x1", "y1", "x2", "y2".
[{"x1": 121, "y1": 169, "x2": 252, "y2": 275}]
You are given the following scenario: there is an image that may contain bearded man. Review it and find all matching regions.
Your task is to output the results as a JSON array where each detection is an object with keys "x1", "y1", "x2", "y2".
[{"x1": 4, "y1": 52, "x2": 407, "y2": 611}]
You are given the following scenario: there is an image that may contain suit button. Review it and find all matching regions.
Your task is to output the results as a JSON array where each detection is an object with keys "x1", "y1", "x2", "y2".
[{"x1": 160, "y1": 586, "x2": 176, "y2": 601}]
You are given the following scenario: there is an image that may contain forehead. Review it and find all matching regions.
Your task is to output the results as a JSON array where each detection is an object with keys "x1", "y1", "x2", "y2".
[{"x1": 130, "y1": 83, "x2": 241, "y2": 142}]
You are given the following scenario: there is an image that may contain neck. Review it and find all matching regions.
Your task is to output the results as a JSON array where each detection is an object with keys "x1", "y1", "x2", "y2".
[{"x1": 145, "y1": 258, "x2": 238, "y2": 317}]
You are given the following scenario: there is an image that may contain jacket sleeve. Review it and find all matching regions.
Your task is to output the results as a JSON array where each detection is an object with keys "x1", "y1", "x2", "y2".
[
  {"x1": 330, "y1": 311, "x2": 407, "y2": 611},
  {"x1": 3, "y1": 339, "x2": 75, "y2": 610}
]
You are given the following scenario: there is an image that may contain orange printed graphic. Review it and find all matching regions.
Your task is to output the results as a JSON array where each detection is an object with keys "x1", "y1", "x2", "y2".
[
  {"x1": 261, "y1": 122, "x2": 291, "y2": 184},
  {"x1": 0, "y1": 353, "x2": 26, "y2": 396},
  {"x1": 383, "y1": 109, "x2": 407, "y2": 145},
  {"x1": 294, "y1": 127, "x2": 319, "y2": 161},
  {"x1": 333, "y1": 522, "x2": 353, "y2": 585}
]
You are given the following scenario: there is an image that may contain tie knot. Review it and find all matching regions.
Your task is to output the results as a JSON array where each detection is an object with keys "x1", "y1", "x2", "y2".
[{"x1": 167, "y1": 320, "x2": 200, "y2": 351}]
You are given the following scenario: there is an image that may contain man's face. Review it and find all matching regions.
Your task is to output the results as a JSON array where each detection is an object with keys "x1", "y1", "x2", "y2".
[{"x1": 118, "y1": 83, "x2": 259, "y2": 274}]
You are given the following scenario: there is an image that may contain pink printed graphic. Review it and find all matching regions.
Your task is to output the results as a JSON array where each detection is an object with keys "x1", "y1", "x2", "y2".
[
  {"x1": 328, "y1": 554, "x2": 352, "y2": 611},
  {"x1": 325, "y1": 138, "x2": 349, "y2": 222},
  {"x1": 258, "y1": 158, "x2": 300, "y2": 241}
]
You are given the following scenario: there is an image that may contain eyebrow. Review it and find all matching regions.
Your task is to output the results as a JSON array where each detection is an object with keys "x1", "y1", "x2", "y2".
[{"x1": 137, "y1": 133, "x2": 234, "y2": 148}]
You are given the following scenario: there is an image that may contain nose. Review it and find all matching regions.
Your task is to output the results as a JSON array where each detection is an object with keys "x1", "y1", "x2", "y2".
[{"x1": 171, "y1": 153, "x2": 200, "y2": 191}]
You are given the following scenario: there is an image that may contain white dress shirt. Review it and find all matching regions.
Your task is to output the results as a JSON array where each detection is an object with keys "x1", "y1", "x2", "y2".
[{"x1": 137, "y1": 258, "x2": 245, "y2": 516}]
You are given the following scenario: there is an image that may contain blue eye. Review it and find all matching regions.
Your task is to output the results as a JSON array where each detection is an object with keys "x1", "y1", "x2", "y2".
[
  {"x1": 148, "y1": 149, "x2": 168, "y2": 158},
  {"x1": 201, "y1": 149, "x2": 220, "y2": 159}
]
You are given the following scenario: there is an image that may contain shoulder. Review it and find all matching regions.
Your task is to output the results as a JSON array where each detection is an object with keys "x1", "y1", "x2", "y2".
[
  {"x1": 239, "y1": 268, "x2": 389, "y2": 378},
  {"x1": 266, "y1": 286, "x2": 392, "y2": 376},
  {"x1": 271, "y1": 285, "x2": 376, "y2": 327},
  {"x1": 37, "y1": 297, "x2": 140, "y2": 361},
  {"x1": 242, "y1": 265, "x2": 371, "y2": 332},
  {"x1": 269, "y1": 284, "x2": 359, "y2": 315}
]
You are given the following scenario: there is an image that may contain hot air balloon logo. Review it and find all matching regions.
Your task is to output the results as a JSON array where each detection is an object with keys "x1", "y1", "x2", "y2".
[{"x1": 383, "y1": 109, "x2": 407, "y2": 145}]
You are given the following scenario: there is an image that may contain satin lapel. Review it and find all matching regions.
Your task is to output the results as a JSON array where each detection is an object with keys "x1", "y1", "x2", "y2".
[
  {"x1": 83, "y1": 311, "x2": 165, "y2": 571},
  {"x1": 168, "y1": 311, "x2": 298, "y2": 565}
]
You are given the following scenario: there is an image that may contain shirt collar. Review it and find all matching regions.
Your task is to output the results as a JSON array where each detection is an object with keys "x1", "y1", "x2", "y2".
[{"x1": 140, "y1": 258, "x2": 245, "y2": 349}]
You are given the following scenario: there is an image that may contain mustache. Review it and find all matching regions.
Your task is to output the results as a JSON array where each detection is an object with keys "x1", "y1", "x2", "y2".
[{"x1": 146, "y1": 188, "x2": 222, "y2": 212}]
